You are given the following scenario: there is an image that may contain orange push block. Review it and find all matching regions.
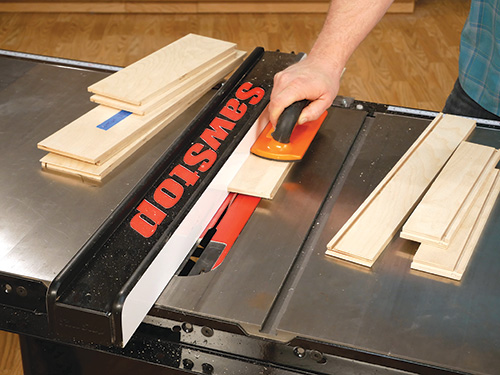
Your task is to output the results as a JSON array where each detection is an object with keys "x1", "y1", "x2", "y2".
[{"x1": 251, "y1": 110, "x2": 328, "y2": 162}]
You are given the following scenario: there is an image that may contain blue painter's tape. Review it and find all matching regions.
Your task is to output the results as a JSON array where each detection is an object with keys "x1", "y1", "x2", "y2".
[{"x1": 97, "y1": 110, "x2": 133, "y2": 131}]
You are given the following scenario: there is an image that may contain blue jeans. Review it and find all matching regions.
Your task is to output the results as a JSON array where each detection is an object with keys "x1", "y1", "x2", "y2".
[{"x1": 443, "y1": 79, "x2": 500, "y2": 121}]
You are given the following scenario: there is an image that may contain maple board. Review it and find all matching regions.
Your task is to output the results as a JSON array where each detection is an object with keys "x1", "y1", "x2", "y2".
[
  {"x1": 401, "y1": 142, "x2": 500, "y2": 248},
  {"x1": 41, "y1": 100, "x2": 189, "y2": 181},
  {"x1": 227, "y1": 154, "x2": 293, "y2": 199},
  {"x1": 90, "y1": 50, "x2": 245, "y2": 115},
  {"x1": 87, "y1": 33, "x2": 236, "y2": 105},
  {"x1": 40, "y1": 53, "x2": 242, "y2": 181},
  {"x1": 38, "y1": 50, "x2": 243, "y2": 165},
  {"x1": 325, "y1": 113, "x2": 476, "y2": 267},
  {"x1": 411, "y1": 169, "x2": 500, "y2": 280}
]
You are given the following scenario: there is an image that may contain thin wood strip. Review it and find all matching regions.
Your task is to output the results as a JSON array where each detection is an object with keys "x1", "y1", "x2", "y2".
[
  {"x1": 90, "y1": 50, "x2": 244, "y2": 115},
  {"x1": 442, "y1": 149, "x2": 500, "y2": 245},
  {"x1": 38, "y1": 104, "x2": 122, "y2": 164},
  {"x1": 411, "y1": 170, "x2": 497, "y2": 272},
  {"x1": 88, "y1": 34, "x2": 236, "y2": 105},
  {"x1": 454, "y1": 171, "x2": 500, "y2": 277},
  {"x1": 40, "y1": 53, "x2": 240, "y2": 181},
  {"x1": 326, "y1": 114, "x2": 476, "y2": 267},
  {"x1": 0, "y1": 2, "x2": 414, "y2": 13},
  {"x1": 411, "y1": 169, "x2": 500, "y2": 280},
  {"x1": 38, "y1": 47, "x2": 241, "y2": 165},
  {"x1": 326, "y1": 113, "x2": 445, "y2": 259},
  {"x1": 228, "y1": 154, "x2": 293, "y2": 199},
  {"x1": 401, "y1": 142, "x2": 500, "y2": 248}
]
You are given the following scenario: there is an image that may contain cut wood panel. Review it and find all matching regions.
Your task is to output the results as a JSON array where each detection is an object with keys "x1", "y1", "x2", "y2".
[
  {"x1": 38, "y1": 104, "x2": 124, "y2": 164},
  {"x1": 228, "y1": 154, "x2": 293, "y2": 199},
  {"x1": 40, "y1": 96, "x2": 191, "y2": 181},
  {"x1": 411, "y1": 169, "x2": 500, "y2": 280},
  {"x1": 38, "y1": 47, "x2": 241, "y2": 165},
  {"x1": 90, "y1": 50, "x2": 245, "y2": 115},
  {"x1": 40, "y1": 52, "x2": 241, "y2": 181},
  {"x1": 325, "y1": 114, "x2": 476, "y2": 267},
  {"x1": 88, "y1": 33, "x2": 236, "y2": 105},
  {"x1": 401, "y1": 142, "x2": 500, "y2": 248}
]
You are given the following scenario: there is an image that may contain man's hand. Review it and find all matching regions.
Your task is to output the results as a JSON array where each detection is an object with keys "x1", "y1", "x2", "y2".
[
  {"x1": 267, "y1": 56, "x2": 342, "y2": 126},
  {"x1": 265, "y1": 0, "x2": 394, "y2": 128}
]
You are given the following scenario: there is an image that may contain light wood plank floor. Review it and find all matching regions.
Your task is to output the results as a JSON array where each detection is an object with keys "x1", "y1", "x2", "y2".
[{"x1": 0, "y1": 0, "x2": 469, "y2": 373}]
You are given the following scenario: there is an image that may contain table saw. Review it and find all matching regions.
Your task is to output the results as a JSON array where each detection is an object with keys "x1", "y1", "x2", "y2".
[{"x1": 1, "y1": 49, "x2": 500, "y2": 375}]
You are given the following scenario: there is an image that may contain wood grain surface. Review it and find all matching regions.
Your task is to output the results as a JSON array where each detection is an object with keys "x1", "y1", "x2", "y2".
[
  {"x1": 0, "y1": 1, "x2": 471, "y2": 372},
  {"x1": 0, "y1": 0, "x2": 414, "y2": 14},
  {"x1": 0, "y1": 0, "x2": 468, "y2": 111},
  {"x1": 401, "y1": 143, "x2": 500, "y2": 247},
  {"x1": 228, "y1": 154, "x2": 293, "y2": 199},
  {"x1": 326, "y1": 114, "x2": 476, "y2": 267},
  {"x1": 90, "y1": 50, "x2": 245, "y2": 115},
  {"x1": 0, "y1": 332, "x2": 23, "y2": 375},
  {"x1": 41, "y1": 51, "x2": 245, "y2": 180},
  {"x1": 411, "y1": 170, "x2": 500, "y2": 280},
  {"x1": 88, "y1": 33, "x2": 235, "y2": 105},
  {"x1": 38, "y1": 46, "x2": 242, "y2": 165}
]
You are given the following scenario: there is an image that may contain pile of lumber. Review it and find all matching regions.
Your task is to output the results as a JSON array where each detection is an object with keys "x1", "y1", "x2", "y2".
[
  {"x1": 402, "y1": 141, "x2": 500, "y2": 280},
  {"x1": 326, "y1": 113, "x2": 500, "y2": 281},
  {"x1": 38, "y1": 34, "x2": 245, "y2": 182}
]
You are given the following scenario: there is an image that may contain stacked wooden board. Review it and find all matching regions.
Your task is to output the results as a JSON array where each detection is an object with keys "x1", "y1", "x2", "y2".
[
  {"x1": 402, "y1": 141, "x2": 500, "y2": 280},
  {"x1": 400, "y1": 141, "x2": 500, "y2": 247},
  {"x1": 325, "y1": 114, "x2": 500, "y2": 280},
  {"x1": 325, "y1": 114, "x2": 476, "y2": 267},
  {"x1": 38, "y1": 34, "x2": 246, "y2": 181},
  {"x1": 410, "y1": 169, "x2": 500, "y2": 280}
]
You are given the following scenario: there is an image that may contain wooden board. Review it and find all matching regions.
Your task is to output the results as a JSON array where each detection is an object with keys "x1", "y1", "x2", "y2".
[
  {"x1": 0, "y1": 1, "x2": 414, "y2": 14},
  {"x1": 401, "y1": 142, "x2": 500, "y2": 248},
  {"x1": 38, "y1": 50, "x2": 243, "y2": 165},
  {"x1": 41, "y1": 100, "x2": 190, "y2": 181},
  {"x1": 88, "y1": 33, "x2": 236, "y2": 105},
  {"x1": 325, "y1": 114, "x2": 476, "y2": 267},
  {"x1": 40, "y1": 52, "x2": 242, "y2": 181},
  {"x1": 228, "y1": 154, "x2": 293, "y2": 199},
  {"x1": 90, "y1": 50, "x2": 244, "y2": 115},
  {"x1": 411, "y1": 169, "x2": 500, "y2": 280}
]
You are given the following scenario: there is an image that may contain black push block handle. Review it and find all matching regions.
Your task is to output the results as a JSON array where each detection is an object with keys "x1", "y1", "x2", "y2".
[{"x1": 271, "y1": 99, "x2": 310, "y2": 144}]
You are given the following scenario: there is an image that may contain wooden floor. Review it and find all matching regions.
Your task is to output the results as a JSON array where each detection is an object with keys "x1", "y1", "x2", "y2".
[
  {"x1": 0, "y1": 0, "x2": 469, "y2": 373},
  {"x1": 0, "y1": 333, "x2": 23, "y2": 375},
  {"x1": 0, "y1": 0, "x2": 470, "y2": 110}
]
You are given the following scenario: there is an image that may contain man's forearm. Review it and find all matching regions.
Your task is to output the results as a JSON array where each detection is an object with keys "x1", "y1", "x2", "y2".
[
  {"x1": 308, "y1": 0, "x2": 395, "y2": 77},
  {"x1": 268, "y1": 0, "x2": 394, "y2": 125}
]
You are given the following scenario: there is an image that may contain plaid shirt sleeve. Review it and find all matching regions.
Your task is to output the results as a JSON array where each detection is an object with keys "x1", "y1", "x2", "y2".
[{"x1": 459, "y1": 0, "x2": 500, "y2": 116}]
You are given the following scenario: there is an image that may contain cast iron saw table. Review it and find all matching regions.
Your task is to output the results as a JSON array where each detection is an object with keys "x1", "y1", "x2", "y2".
[{"x1": 1, "y1": 50, "x2": 500, "y2": 375}]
